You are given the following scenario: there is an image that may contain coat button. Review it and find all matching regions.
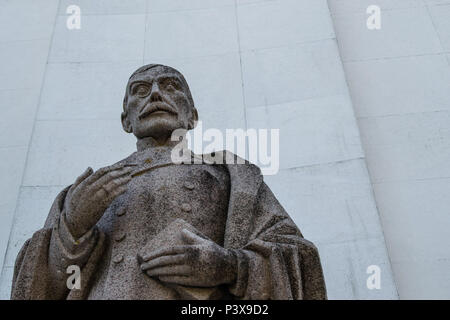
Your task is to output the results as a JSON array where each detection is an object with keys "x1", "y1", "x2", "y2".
[
  {"x1": 115, "y1": 233, "x2": 126, "y2": 242},
  {"x1": 181, "y1": 203, "x2": 192, "y2": 212},
  {"x1": 183, "y1": 181, "x2": 195, "y2": 190},
  {"x1": 113, "y1": 254, "x2": 124, "y2": 264},
  {"x1": 116, "y1": 207, "x2": 126, "y2": 216}
]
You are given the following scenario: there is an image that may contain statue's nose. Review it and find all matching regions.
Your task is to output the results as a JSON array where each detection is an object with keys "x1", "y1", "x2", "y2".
[{"x1": 150, "y1": 82, "x2": 163, "y2": 103}]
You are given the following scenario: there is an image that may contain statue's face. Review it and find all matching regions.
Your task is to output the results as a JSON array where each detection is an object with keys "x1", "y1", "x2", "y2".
[{"x1": 122, "y1": 65, "x2": 197, "y2": 140}]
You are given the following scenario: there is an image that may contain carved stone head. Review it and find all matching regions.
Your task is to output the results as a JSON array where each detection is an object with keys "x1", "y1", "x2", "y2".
[{"x1": 121, "y1": 64, "x2": 198, "y2": 140}]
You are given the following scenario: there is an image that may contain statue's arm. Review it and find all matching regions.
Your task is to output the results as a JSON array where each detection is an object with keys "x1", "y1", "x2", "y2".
[
  {"x1": 45, "y1": 164, "x2": 132, "y2": 298},
  {"x1": 11, "y1": 187, "x2": 102, "y2": 300},
  {"x1": 227, "y1": 183, "x2": 327, "y2": 300},
  {"x1": 46, "y1": 209, "x2": 100, "y2": 299}
]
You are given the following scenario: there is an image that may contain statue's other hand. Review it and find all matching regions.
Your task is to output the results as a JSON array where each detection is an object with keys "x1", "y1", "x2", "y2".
[
  {"x1": 64, "y1": 164, "x2": 134, "y2": 238},
  {"x1": 139, "y1": 229, "x2": 237, "y2": 287}
]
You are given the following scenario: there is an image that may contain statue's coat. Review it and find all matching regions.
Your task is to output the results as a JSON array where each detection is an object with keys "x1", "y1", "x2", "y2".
[{"x1": 11, "y1": 151, "x2": 326, "y2": 300}]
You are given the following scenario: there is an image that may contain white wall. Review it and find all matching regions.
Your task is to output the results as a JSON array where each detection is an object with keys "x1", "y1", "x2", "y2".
[
  {"x1": 0, "y1": 0, "x2": 60, "y2": 297},
  {"x1": 329, "y1": 0, "x2": 450, "y2": 299},
  {"x1": 0, "y1": 0, "x2": 397, "y2": 299}
]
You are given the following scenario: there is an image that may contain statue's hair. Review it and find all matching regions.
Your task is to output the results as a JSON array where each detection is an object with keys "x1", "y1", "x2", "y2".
[
  {"x1": 128, "y1": 64, "x2": 163, "y2": 79},
  {"x1": 122, "y1": 64, "x2": 195, "y2": 113}
]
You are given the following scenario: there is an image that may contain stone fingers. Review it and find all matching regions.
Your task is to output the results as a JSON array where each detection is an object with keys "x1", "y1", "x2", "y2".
[
  {"x1": 72, "y1": 165, "x2": 133, "y2": 204},
  {"x1": 145, "y1": 265, "x2": 192, "y2": 278},
  {"x1": 141, "y1": 245, "x2": 193, "y2": 262},
  {"x1": 90, "y1": 166, "x2": 134, "y2": 192},
  {"x1": 73, "y1": 167, "x2": 93, "y2": 189},
  {"x1": 95, "y1": 174, "x2": 132, "y2": 207},
  {"x1": 72, "y1": 164, "x2": 131, "y2": 203},
  {"x1": 140, "y1": 254, "x2": 188, "y2": 271},
  {"x1": 82, "y1": 163, "x2": 135, "y2": 188},
  {"x1": 181, "y1": 229, "x2": 206, "y2": 245},
  {"x1": 67, "y1": 167, "x2": 93, "y2": 199},
  {"x1": 107, "y1": 184, "x2": 129, "y2": 203}
]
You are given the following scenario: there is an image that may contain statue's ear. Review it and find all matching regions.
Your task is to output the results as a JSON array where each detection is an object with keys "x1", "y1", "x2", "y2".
[
  {"x1": 188, "y1": 107, "x2": 198, "y2": 130},
  {"x1": 121, "y1": 111, "x2": 132, "y2": 133}
]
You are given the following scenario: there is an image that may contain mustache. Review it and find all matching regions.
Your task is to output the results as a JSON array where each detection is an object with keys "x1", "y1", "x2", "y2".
[{"x1": 138, "y1": 101, "x2": 178, "y2": 119}]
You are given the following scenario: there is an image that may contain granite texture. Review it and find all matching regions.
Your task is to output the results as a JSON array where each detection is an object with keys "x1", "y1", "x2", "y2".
[{"x1": 11, "y1": 65, "x2": 326, "y2": 300}]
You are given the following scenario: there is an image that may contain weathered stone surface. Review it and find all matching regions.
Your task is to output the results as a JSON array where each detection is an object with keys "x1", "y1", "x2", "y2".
[{"x1": 11, "y1": 65, "x2": 326, "y2": 300}]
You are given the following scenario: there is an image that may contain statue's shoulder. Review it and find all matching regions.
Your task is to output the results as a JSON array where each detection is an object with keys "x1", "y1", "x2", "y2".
[
  {"x1": 199, "y1": 150, "x2": 263, "y2": 181},
  {"x1": 111, "y1": 151, "x2": 139, "y2": 167}
]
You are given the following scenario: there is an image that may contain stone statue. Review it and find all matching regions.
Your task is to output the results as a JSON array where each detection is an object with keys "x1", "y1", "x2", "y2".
[{"x1": 11, "y1": 64, "x2": 326, "y2": 300}]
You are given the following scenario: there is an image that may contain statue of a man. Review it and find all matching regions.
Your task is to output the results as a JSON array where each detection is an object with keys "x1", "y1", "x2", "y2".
[{"x1": 11, "y1": 64, "x2": 326, "y2": 300}]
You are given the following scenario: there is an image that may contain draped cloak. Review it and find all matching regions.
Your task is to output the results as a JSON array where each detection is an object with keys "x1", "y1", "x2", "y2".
[{"x1": 11, "y1": 151, "x2": 327, "y2": 300}]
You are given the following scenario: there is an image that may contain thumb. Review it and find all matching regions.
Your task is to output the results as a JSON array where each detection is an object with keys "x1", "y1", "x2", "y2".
[
  {"x1": 181, "y1": 229, "x2": 205, "y2": 245},
  {"x1": 68, "y1": 167, "x2": 93, "y2": 197},
  {"x1": 73, "y1": 167, "x2": 93, "y2": 187}
]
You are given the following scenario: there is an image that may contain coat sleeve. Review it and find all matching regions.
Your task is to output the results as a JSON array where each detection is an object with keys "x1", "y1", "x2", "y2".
[
  {"x1": 228, "y1": 182, "x2": 327, "y2": 300},
  {"x1": 11, "y1": 188, "x2": 105, "y2": 300}
]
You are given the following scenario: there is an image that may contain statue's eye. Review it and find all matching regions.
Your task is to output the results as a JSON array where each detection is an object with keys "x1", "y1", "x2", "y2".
[
  {"x1": 161, "y1": 79, "x2": 181, "y2": 92},
  {"x1": 134, "y1": 84, "x2": 150, "y2": 97}
]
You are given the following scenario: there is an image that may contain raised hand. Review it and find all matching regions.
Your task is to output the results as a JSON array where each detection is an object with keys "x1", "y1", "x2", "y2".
[
  {"x1": 64, "y1": 164, "x2": 135, "y2": 238},
  {"x1": 139, "y1": 229, "x2": 237, "y2": 287}
]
